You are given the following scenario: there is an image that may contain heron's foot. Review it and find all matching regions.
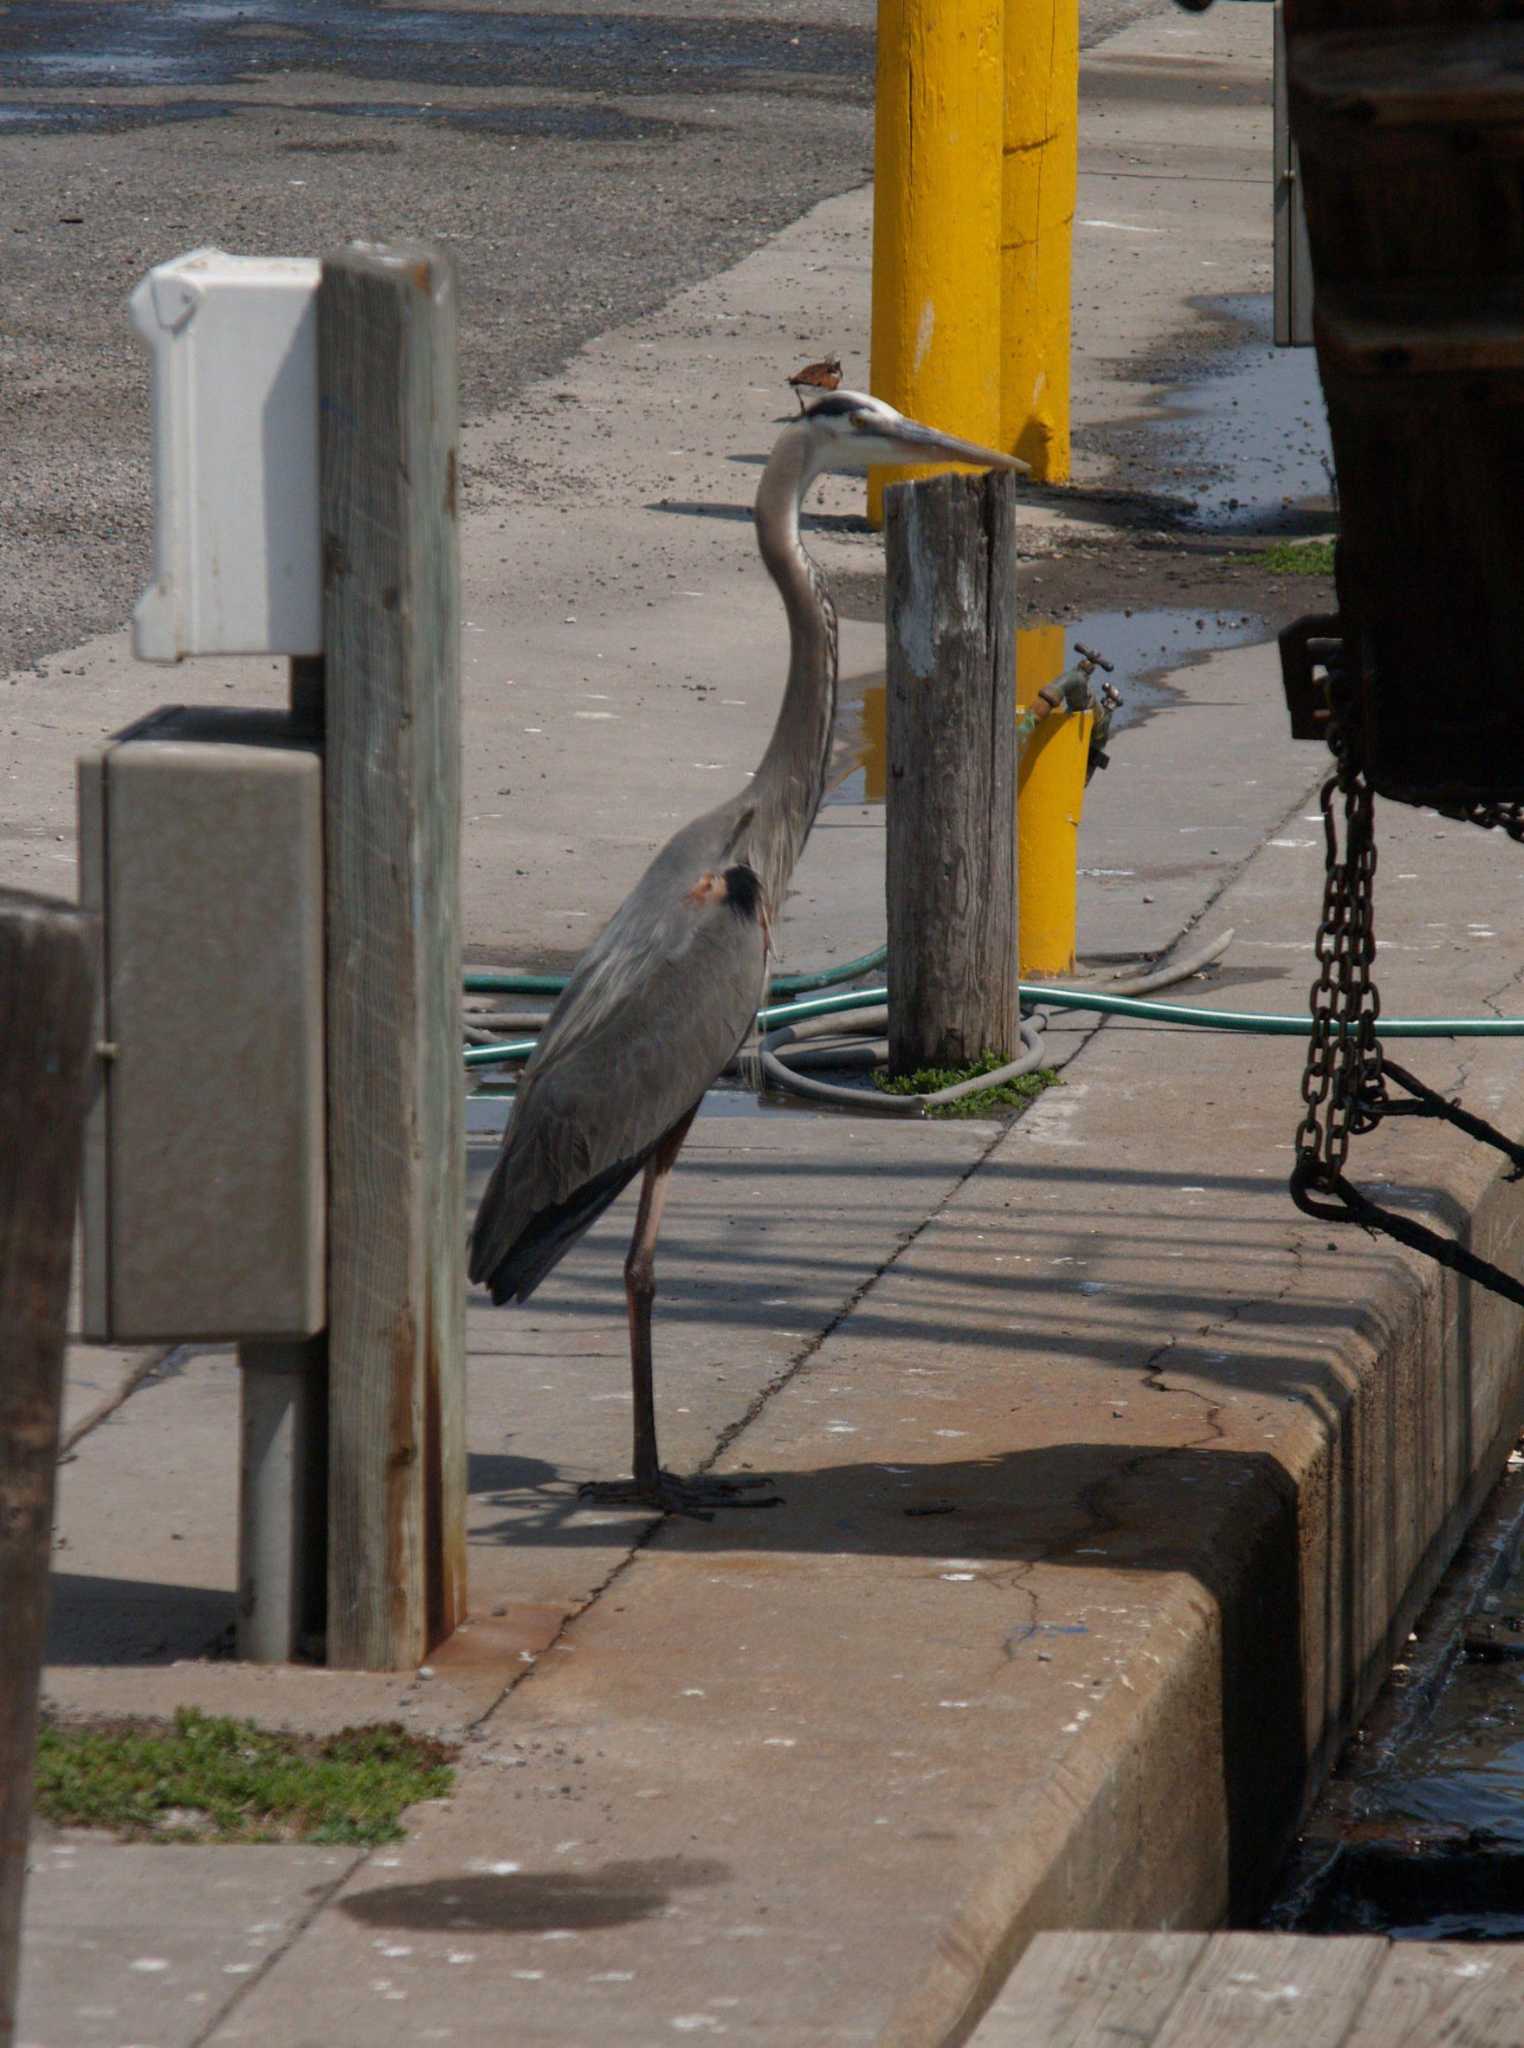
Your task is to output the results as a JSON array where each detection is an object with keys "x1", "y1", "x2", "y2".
[{"x1": 577, "y1": 1470, "x2": 782, "y2": 1522}]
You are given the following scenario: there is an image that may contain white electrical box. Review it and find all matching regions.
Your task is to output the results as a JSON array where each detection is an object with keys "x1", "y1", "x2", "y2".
[
  {"x1": 78, "y1": 708, "x2": 326, "y2": 1342},
  {"x1": 130, "y1": 248, "x2": 322, "y2": 661}
]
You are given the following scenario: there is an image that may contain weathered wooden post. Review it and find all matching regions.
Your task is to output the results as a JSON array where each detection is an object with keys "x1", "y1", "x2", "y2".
[
  {"x1": 0, "y1": 889, "x2": 96, "y2": 2048},
  {"x1": 82, "y1": 245, "x2": 465, "y2": 1671},
  {"x1": 884, "y1": 469, "x2": 1019, "y2": 1074},
  {"x1": 319, "y1": 244, "x2": 466, "y2": 1669}
]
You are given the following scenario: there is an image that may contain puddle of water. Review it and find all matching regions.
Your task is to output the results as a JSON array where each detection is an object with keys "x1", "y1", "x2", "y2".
[
  {"x1": 0, "y1": 94, "x2": 684, "y2": 142},
  {"x1": 829, "y1": 608, "x2": 1266, "y2": 807},
  {"x1": 0, "y1": 3, "x2": 871, "y2": 96},
  {"x1": 1158, "y1": 295, "x2": 1334, "y2": 532},
  {"x1": 1269, "y1": 1470, "x2": 1524, "y2": 1940},
  {"x1": 1365, "y1": 1573, "x2": 1524, "y2": 1873},
  {"x1": 328, "y1": 101, "x2": 682, "y2": 144},
  {"x1": 0, "y1": 98, "x2": 236, "y2": 133}
]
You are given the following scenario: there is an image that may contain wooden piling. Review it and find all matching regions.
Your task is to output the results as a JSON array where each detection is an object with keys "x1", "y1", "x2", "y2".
[
  {"x1": 318, "y1": 243, "x2": 466, "y2": 1670},
  {"x1": 884, "y1": 470, "x2": 1019, "y2": 1075},
  {"x1": 0, "y1": 889, "x2": 97, "y2": 2048}
]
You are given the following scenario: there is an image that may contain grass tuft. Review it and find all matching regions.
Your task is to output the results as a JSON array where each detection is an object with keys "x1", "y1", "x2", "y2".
[
  {"x1": 1263, "y1": 538, "x2": 1335, "y2": 577},
  {"x1": 35, "y1": 1708, "x2": 454, "y2": 1845},
  {"x1": 875, "y1": 1053, "x2": 1060, "y2": 1120}
]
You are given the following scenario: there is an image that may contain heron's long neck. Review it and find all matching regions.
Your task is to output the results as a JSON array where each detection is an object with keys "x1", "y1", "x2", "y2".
[{"x1": 747, "y1": 428, "x2": 838, "y2": 910}]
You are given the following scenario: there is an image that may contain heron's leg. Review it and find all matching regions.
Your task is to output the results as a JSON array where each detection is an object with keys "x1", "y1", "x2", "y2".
[
  {"x1": 623, "y1": 1113, "x2": 690, "y2": 1489},
  {"x1": 578, "y1": 1109, "x2": 780, "y2": 1519}
]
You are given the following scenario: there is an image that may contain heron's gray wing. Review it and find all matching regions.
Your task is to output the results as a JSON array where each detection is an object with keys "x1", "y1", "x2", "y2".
[{"x1": 469, "y1": 878, "x2": 766, "y2": 1303}]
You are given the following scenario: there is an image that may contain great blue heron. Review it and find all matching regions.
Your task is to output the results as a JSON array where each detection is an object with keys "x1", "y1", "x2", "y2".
[{"x1": 470, "y1": 391, "x2": 1025, "y2": 1515}]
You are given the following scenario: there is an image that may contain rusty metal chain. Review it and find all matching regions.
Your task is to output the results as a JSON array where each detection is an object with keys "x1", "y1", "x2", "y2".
[
  {"x1": 1293, "y1": 637, "x2": 1524, "y2": 1202},
  {"x1": 1293, "y1": 655, "x2": 1386, "y2": 1203},
  {"x1": 1441, "y1": 798, "x2": 1524, "y2": 843},
  {"x1": 1286, "y1": 632, "x2": 1524, "y2": 1306}
]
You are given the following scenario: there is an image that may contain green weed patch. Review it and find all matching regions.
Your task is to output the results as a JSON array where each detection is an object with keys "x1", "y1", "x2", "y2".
[
  {"x1": 1263, "y1": 538, "x2": 1335, "y2": 576},
  {"x1": 35, "y1": 1708, "x2": 454, "y2": 1845},
  {"x1": 876, "y1": 1054, "x2": 1060, "y2": 1120}
]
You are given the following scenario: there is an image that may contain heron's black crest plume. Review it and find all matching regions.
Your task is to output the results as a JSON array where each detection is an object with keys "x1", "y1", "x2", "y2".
[{"x1": 722, "y1": 864, "x2": 762, "y2": 919}]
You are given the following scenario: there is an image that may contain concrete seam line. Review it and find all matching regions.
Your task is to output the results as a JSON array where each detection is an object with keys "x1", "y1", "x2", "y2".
[
  {"x1": 699, "y1": 1110, "x2": 1020, "y2": 1480},
  {"x1": 56, "y1": 1343, "x2": 181, "y2": 1460},
  {"x1": 452, "y1": 1109, "x2": 1073, "y2": 1732},
  {"x1": 457, "y1": 1520, "x2": 664, "y2": 1734},
  {"x1": 187, "y1": 1850, "x2": 365, "y2": 2048}
]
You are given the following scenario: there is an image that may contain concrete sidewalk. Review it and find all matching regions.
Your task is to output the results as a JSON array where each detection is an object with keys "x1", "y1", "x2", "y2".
[{"x1": 17, "y1": 5, "x2": 1524, "y2": 2046}]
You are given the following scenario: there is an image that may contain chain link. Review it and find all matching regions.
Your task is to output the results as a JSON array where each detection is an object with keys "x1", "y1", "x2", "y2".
[
  {"x1": 1294, "y1": 658, "x2": 1385, "y2": 1195},
  {"x1": 1441, "y1": 798, "x2": 1524, "y2": 842},
  {"x1": 1285, "y1": 629, "x2": 1524, "y2": 1306},
  {"x1": 1295, "y1": 648, "x2": 1524, "y2": 1190}
]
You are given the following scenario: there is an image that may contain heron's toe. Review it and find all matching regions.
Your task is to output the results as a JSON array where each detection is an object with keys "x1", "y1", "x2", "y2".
[{"x1": 577, "y1": 1470, "x2": 782, "y2": 1521}]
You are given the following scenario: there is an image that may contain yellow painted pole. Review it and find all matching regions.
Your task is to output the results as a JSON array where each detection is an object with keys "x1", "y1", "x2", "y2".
[
  {"x1": 869, "y1": 0, "x2": 1005, "y2": 525},
  {"x1": 1002, "y1": 0, "x2": 1078, "y2": 481},
  {"x1": 1016, "y1": 626, "x2": 1090, "y2": 974},
  {"x1": 862, "y1": 680, "x2": 888, "y2": 803}
]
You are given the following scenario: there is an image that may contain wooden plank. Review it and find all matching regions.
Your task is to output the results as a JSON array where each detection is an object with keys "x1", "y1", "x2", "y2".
[
  {"x1": 318, "y1": 242, "x2": 466, "y2": 1669},
  {"x1": 0, "y1": 888, "x2": 97, "y2": 2048},
  {"x1": 1316, "y1": 286, "x2": 1524, "y2": 377},
  {"x1": 1344, "y1": 1940, "x2": 1524, "y2": 2047},
  {"x1": 1151, "y1": 1932, "x2": 1389, "y2": 2047},
  {"x1": 883, "y1": 468, "x2": 1019, "y2": 1076},
  {"x1": 971, "y1": 1931, "x2": 1208, "y2": 2046},
  {"x1": 1293, "y1": 25, "x2": 1524, "y2": 129}
]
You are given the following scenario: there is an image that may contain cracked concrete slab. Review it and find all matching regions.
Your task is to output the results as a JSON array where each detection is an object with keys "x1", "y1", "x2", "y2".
[
  {"x1": 183, "y1": 755, "x2": 1524, "y2": 2048},
  {"x1": 17, "y1": 3, "x2": 1524, "y2": 2045},
  {"x1": 17, "y1": 1834, "x2": 362, "y2": 2048},
  {"x1": 41, "y1": 1112, "x2": 993, "y2": 1735}
]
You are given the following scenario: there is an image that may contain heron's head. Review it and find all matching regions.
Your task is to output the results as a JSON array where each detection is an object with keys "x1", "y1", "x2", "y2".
[{"x1": 797, "y1": 389, "x2": 1029, "y2": 486}]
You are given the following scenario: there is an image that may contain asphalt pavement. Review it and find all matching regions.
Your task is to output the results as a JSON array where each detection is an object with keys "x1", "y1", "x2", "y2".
[
  {"x1": 17, "y1": 4, "x2": 1524, "y2": 2046},
  {"x1": 0, "y1": 0, "x2": 1157, "y2": 677}
]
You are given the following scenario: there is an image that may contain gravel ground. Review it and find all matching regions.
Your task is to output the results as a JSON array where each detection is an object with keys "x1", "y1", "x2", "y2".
[{"x1": 0, "y1": 0, "x2": 1170, "y2": 677}]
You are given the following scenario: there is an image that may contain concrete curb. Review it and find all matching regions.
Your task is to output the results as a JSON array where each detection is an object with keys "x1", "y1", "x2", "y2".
[
  {"x1": 22, "y1": 6, "x2": 1524, "y2": 2045},
  {"x1": 160, "y1": 755, "x2": 1524, "y2": 2048}
]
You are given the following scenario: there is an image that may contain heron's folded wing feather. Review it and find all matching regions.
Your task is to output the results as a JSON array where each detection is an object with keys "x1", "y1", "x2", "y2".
[{"x1": 468, "y1": 893, "x2": 765, "y2": 1291}]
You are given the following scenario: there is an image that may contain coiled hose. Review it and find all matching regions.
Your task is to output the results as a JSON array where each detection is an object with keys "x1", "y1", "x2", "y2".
[{"x1": 463, "y1": 932, "x2": 1265, "y2": 1114}]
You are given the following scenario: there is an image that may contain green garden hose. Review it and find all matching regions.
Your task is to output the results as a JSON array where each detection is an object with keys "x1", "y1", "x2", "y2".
[
  {"x1": 462, "y1": 980, "x2": 1524, "y2": 1074},
  {"x1": 464, "y1": 942, "x2": 888, "y2": 1002}
]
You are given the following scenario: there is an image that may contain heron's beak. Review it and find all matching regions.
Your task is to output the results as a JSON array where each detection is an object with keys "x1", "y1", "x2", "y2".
[{"x1": 874, "y1": 418, "x2": 1030, "y2": 475}]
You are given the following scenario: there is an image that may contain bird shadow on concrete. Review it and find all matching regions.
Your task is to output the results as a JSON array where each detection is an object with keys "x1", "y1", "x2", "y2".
[
  {"x1": 465, "y1": 1440, "x2": 1290, "y2": 1574},
  {"x1": 466, "y1": 1438, "x2": 1314, "y2": 1923},
  {"x1": 338, "y1": 1855, "x2": 730, "y2": 1936}
]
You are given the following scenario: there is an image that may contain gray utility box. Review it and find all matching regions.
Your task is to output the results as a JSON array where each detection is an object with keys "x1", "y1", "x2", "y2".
[{"x1": 78, "y1": 707, "x2": 325, "y2": 1341}]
